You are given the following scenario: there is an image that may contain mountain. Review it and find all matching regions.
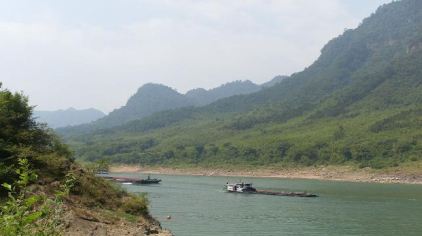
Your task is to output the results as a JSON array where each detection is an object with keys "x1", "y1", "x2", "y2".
[
  {"x1": 92, "y1": 83, "x2": 194, "y2": 128},
  {"x1": 186, "y1": 80, "x2": 261, "y2": 106},
  {"x1": 62, "y1": 0, "x2": 422, "y2": 169},
  {"x1": 65, "y1": 79, "x2": 275, "y2": 130},
  {"x1": 34, "y1": 107, "x2": 105, "y2": 128},
  {"x1": 260, "y1": 75, "x2": 288, "y2": 88}
]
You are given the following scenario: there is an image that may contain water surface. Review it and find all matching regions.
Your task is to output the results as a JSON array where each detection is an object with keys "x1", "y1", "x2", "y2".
[{"x1": 120, "y1": 174, "x2": 422, "y2": 236}]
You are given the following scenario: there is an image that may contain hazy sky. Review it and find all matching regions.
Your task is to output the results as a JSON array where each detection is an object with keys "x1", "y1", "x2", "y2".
[{"x1": 0, "y1": 0, "x2": 391, "y2": 113}]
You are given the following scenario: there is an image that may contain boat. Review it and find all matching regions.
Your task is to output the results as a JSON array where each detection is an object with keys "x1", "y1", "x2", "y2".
[
  {"x1": 98, "y1": 175, "x2": 162, "y2": 185},
  {"x1": 224, "y1": 182, "x2": 318, "y2": 197},
  {"x1": 225, "y1": 182, "x2": 257, "y2": 193},
  {"x1": 137, "y1": 175, "x2": 162, "y2": 184},
  {"x1": 113, "y1": 175, "x2": 161, "y2": 184}
]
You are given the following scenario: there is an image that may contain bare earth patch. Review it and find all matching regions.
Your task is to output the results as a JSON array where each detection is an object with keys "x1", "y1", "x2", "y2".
[{"x1": 63, "y1": 205, "x2": 172, "y2": 236}]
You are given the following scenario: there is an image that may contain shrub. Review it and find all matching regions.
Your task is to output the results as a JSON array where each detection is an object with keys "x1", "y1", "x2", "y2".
[{"x1": 121, "y1": 194, "x2": 149, "y2": 215}]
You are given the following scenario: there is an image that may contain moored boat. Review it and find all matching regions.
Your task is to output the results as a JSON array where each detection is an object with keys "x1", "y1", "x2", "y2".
[
  {"x1": 99, "y1": 175, "x2": 161, "y2": 185},
  {"x1": 138, "y1": 175, "x2": 162, "y2": 184}
]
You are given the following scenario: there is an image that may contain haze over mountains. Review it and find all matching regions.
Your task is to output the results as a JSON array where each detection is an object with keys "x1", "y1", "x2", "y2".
[
  {"x1": 34, "y1": 108, "x2": 105, "y2": 128},
  {"x1": 34, "y1": 78, "x2": 283, "y2": 129},
  {"x1": 69, "y1": 77, "x2": 286, "y2": 129},
  {"x1": 60, "y1": 0, "x2": 422, "y2": 169}
]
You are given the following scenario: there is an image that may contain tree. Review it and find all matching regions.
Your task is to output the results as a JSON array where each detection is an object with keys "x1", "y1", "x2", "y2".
[
  {"x1": 95, "y1": 159, "x2": 110, "y2": 173},
  {"x1": 0, "y1": 84, "x2": 64, "y2": 193},
  {"x1": 333, "y1": 125, "x2": 346, "y2": 140}
]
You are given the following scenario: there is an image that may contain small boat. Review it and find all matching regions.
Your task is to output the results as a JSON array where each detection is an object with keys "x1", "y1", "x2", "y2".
[
  {"x1": 137, "y1": 175, "x2": 162, "y2": 184},
  {"x1": 99, "y1": 175, "x2": 162, "y2": 185},
  {"x1": 225, "y1": 182, "x2": 257, "y2": 193}
]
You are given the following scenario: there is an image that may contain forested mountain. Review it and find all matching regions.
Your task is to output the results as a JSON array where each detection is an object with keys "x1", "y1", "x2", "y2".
[
  {"x1": 62, "y1": 0, "x2": 422, "y2": 169},
  {"x1": 92, "y1": 83, "x2": 195, "y2": 128},
  {"x1": 186, "y1": 80, "x2": 261, "y2": 106},
  {"x1": 61, "y1": 79, "x2": 276, "y2": 130},
  {"x1": 34, "y1": 107, "x2": 105, "y2": 128},
  {"x1": 260, "y1": 75, "x2": 288, "y2": 88}
]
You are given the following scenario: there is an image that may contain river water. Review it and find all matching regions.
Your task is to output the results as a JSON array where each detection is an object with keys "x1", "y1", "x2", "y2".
[{"x1": 121, "y1": 174, "x2": 422, "y2": 236}]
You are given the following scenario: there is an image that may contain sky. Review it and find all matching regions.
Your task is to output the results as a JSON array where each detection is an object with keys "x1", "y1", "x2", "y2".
[{"x1": 0, "y1": 0, "x2": 392, "y2": 113}]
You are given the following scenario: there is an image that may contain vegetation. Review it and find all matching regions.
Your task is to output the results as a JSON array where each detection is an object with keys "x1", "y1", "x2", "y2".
[
  {"x1": 185, "y1": 80, "x2": 262, "y2": 106},
  {"x1": 59, "y1": 80, "x2": 269, "y2": 131},
  {"x1": 60, "y1": 0, "x2": 422, "y2": 171},
  {"x1": 0, "y1": 84, "x2": 149, "y2": 235},
  {"x1": 67, "y1": 106, "x2": 421, "y2": 169},
  {"x1": 93, "y1": 83, "x2": 196, "y2": 128}
]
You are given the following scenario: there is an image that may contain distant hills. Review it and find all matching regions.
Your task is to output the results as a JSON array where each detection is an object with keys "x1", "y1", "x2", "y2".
[
  {"x1": 34, "y1": 108, "x2": 105, "y2": 128},
  {"x1": 60, "y1": 0, "x2": 422, "y2": 169},
  {"x1": 73, "y1": 78, "x2": 286, "y2": 129}
]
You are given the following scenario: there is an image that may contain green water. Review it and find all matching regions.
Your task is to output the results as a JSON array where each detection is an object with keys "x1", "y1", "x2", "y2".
[{"x1": 121, "y1": 174, "x2": 422, "y2": 236}]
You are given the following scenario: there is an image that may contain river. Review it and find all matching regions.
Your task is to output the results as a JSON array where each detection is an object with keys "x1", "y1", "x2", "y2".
[{"x1": 120, "y1": 174, "x2": 422, "y2": 236}]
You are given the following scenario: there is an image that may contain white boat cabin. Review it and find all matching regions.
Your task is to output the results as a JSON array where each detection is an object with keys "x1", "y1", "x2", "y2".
[{"x1": 225, "y1": 182, "x2": 256, "y2": 193}]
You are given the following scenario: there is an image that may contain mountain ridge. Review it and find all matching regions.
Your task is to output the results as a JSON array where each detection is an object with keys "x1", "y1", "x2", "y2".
[
  {"x1": 186, "y1": 80, "x2": 262, "y2": 106},
  {"x1": 64, "y1": 78, "x2": 285, "y2": 130},
  {"x1": 61, "y1": 0, "x2": 422, "y2": 169}
]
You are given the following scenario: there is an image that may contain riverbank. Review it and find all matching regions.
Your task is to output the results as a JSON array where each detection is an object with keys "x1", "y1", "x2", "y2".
[
  {"x1": 63, "y1": 205, "x2": 172, "y2": 236},
  {"x1": 50, "y1": 165, "x2": 173, "y2": 236},
  {"x1": 109, "y1": 162, "x2": 422, "y2": 184}
]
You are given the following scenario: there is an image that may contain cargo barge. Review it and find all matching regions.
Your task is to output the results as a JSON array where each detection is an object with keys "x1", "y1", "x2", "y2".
[{"x1": 225, "y1": 182, "x2": 317, "y2": 197}]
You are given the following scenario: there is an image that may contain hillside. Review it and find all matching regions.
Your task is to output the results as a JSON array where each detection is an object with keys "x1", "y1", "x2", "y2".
[
  {"x1": 260, "y1": 75, "x2": 288, "y2": 88},
  {"x1": 34, "y1": 107, "x2": 105, "y2": 128},
  {"x1": 60, "y1": 79, "x2": 276, "y2": 131},
  {"x1": 62, "y1": 0, "x2": 422, "y2": 170},
  {"x1": 93, "y1": 83, "x2": 194, "y2": 128},
  {"x1": 186, "y1": 80, "x2": 261, "y2": 106},
  {"x1": 0, "y1": 84, "x2": 170, "y2": 235}
]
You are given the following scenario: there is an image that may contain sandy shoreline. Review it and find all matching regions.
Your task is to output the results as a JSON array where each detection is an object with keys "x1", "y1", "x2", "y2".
[{"x1": 109, "y1": 165, "x2": 422, "y2": 185}]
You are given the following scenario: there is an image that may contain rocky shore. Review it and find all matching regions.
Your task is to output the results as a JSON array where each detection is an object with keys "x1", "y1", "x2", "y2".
[
  {"x1": 63, "y1": 205, "x2": 172, "y2": 236},
  {"x1": 110, "y1": 164, "x2": 422, "y2": 185}
]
